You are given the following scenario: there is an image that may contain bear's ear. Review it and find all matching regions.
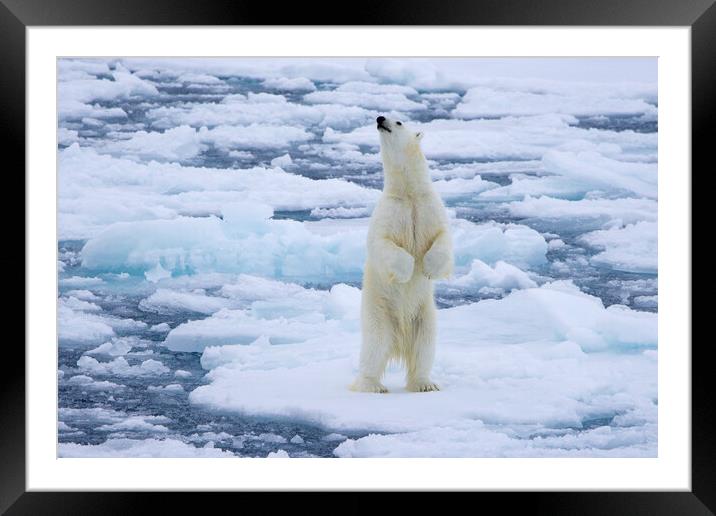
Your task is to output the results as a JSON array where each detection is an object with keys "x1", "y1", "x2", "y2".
[{"x1": 415, "y1": 131, "x2": 423, "y2": 140}]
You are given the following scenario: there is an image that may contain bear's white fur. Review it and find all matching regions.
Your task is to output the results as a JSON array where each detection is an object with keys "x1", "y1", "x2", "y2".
[{"x1": 351, "y1": 116, "x2": 453, "y2": 393}]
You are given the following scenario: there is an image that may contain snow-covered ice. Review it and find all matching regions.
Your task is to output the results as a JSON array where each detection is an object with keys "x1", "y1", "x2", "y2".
[
  {"x1": 59, "y1": 438, "x2": 235, "y2": 458},
  {"x1": 77, "y1": 356, "x2": 170, "y2": 377},
  {"x1": 57, "y1": 57, "x2": 658, "y2": 458},
  {"x1": 188, "y1": 281, "x2": 656, "y2": 458},
  {"x1": 580, "y1": 221, "x2": 657, "y2": 273}
]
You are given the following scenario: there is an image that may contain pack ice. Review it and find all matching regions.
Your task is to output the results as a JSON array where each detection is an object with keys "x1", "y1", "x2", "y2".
[{"x1": 57, "y1": 57, "x2": 658, "y2": 457}]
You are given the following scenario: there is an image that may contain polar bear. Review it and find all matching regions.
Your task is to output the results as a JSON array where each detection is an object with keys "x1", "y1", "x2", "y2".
[{"x1": 351, "y1": 116, "x2": 453, "y2": 393}]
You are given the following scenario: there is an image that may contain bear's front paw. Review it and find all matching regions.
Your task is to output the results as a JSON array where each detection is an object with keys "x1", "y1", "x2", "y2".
[
  {"x1": 389, "y1": 250, "x2": 415, "y2": 283},
  {"x1": 407, "y1": 379, "x2": 440, "y2": 392},
  {"x1": 423, "y1": 247, "x2": 452, "y2": 280},
  {"x1": 350, "y1": 377, "x2": 389, "y2": 393}
]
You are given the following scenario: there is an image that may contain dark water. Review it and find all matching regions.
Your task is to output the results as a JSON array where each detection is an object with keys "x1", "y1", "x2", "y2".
[
  {"x1": 59, "y1": 344, "x2": 365, "y2": 457},
  {"x1": 58, "y1": 258, "x2": 368, "y2": 457}
]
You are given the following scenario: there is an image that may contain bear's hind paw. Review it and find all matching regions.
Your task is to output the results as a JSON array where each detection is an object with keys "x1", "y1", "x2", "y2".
[
  {"x1": 350, "y1": 377, "x2": 389, "y2": 393},
  {"x1": 407, "y1": 380, "x2": 440, "y2": 393}
]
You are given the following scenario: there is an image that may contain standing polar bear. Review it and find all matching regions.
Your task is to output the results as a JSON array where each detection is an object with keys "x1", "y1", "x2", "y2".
[{"x1": 351, "y1": 116, "x2": 453, "y2": 393}]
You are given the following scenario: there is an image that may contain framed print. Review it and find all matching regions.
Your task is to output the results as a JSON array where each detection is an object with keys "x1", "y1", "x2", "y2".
[{"x1": 4, "y1": 0, "x2": 710, "y2": 513}]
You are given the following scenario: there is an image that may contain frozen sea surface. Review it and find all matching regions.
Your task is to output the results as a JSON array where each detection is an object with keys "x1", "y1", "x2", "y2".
[{"x1": 57, "y1": 58, "x2": 658, "y2": 458}]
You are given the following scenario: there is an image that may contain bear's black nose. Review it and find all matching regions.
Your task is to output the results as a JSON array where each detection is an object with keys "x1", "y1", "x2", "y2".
[{"x1": 376, "y1": 116, "x2": 386, "y2": 124}]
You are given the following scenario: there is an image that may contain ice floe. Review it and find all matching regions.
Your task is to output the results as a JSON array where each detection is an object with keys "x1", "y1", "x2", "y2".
[
  {"x1": 59, "y1": 145, "x2": 379, "y2": 239},
  {"x1": 59, "y1": 438, "x2": 234, "y2": 457},
  {"x1": 580, "y1": 221, "x2": 657, "y2": 273},
  {"x1": 65, "y1": 375, "x2": 125, "y2": 391},
  {"x1": 444, "y1": 259, "x2": 537, "y2": 291},
  {"x1": 79, "y1": 208, "x2": 547, "y2": 283},
  {"x1": 77, "y1": 356, "x2": 170, "y2": 376},
  {"x1": 453, "y1": 85, "x2": 656, "y2": 118},
  {"x1": 184, "y1": 281, "x2": 656, "y2": 456}
]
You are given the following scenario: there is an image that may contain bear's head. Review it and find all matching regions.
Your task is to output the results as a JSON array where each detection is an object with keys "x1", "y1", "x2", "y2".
[{"x1": 376, "y1": 115, "x2": 424, "y2": 171}]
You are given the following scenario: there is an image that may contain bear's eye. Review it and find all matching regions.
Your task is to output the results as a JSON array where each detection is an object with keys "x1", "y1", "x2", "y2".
[{"x1": 396, "y1": 121, "x2": 402, "y2": 126}]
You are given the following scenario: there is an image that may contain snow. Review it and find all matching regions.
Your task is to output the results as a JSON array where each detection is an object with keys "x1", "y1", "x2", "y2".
[
  {"x1": 80, "y1": 207, "x2": 545, "y2": 283},
  {"x1": 433, "y1": 176, "x2": 500, "y2": 198},
  {"x1": 540, "y1": 150, "x2": 657, "y2": 200},
  {"x1": 303, "y1": 83, "x2": 425, "y2": 111},
  {"x1": 154, "y1": 228, "x2": 537, "y2": 353},
  {"x1": 59, "y1": 64, "x2": 158, "y2": 105},
  {"x1": 93, "y1": 124, "x2": 312, "y2": 162},
  {"x1": 262, "y1": 77, "x2": 316, "y2": 92},
  {"x1": 59, "y1": 407, "x2": 128, "y2": 425},
  {"x1": 59, "y1": 145, "x2": 378, "y2": 240},
  {"x1": 363, "y1": 58, "x2": 460, "y2": 91},
  {"x1": 147, "y1": 383, "x2": 185, "y2": 394},
  {"x1": 79, "y1": 208, "x2": 368, "y2": 282},
  {"x1": 122, "y1": 57, "x2": 655, "y2": 89},
  {"x1": 59, "y1": 102, "x2": 128, "y2": 122},
  {"x1": 580, "y1": 222, "x2": 658, "y2": 273},
  {"x1": 77, "y1": 356, "x2": 170, "y2": 376},
  {"x1": 432, "y1": 161, "x2": 545, "y2": 180},
  {"x1": 97, "y1": 125, "x2": 205, "y2": 162},
  {"x1": 186, "y1": 281, "x2": 656, "y2": 456},
  {"x1": 324, "y1": 114, "x2": 657, "y2": 163},
  {"x1": 59, "y1": 276, "x2": 104, "y2": 288},
  {"x1": 176, "y1": 72, "x2": 224, "y2": 85},
  {"x1": 58, "y1": 303, "x2": 115, "y2": 345},
  {"x1": 507, "y1": 197, "x2": 658, "y2": 225},
  {"x1": 444, "y1": 259, "x2": 537, "y2": 291},
  {"x1": 450, "y1": 219, "x2": 547, "y2": 270},
  {"x1": 58, "y1": 298, "x2": 148, "y2": 346},
  {"x1": 59, "y1": 438, "x2": 235, "y2": 457},
  {"x1": 453, "y1": 86, "x2": 656, "y2": 118},
  {"x1": 124, "y1": 57, "x2": 372, "y2": 84},
  {"x1": 97, "y1": 415, "x2": 171, "y2": 433},
  {"x1": 548, "y1": 239, "x2": 566, "y2": 250},
  {"x1": 270, "y1": 153, "x2": 293, "y2": 168},
  {"x1": 84, "y1": 338, "x2": 134, "y2": 356},
  {"x1": 65, "y1": 289, "x2": 100, "y2": 301},
  {"x1": 139, "y1": 288, "x2": 234, "y2": 315},
  {"x1": 65, "y1": 375, "x2": 125, "y2": 391},
  {"x1": 58, "y1": 421, "x2": 76, "y2": 432},
  {"x1": 201, "y1": 124, "x2": 312, "y2": 152},
  {"x1": 58, "y1": 59, "x2": 112, "y2": 79},
  {"x1": 59, "y1": 65, "x2": 158, "y2": 121},
  {"x1": 60, "y1": 296, "x2": 102, "y2": 312},
  {"x1": 333, "y1": 81, "x2": 419, "y2": 96},
  {"x1": 58, "y1": 127, "x2": 79, "y2": 146},
  {"x1": 335, "y1": 420, "x2": 656, "y2": 458},
  {"x1": 164, "y1": 290, "x2": 356, "y2": 351},
  {"x1": 146, "y1": 92, "x2": 372, "y2": 131},
  {"x1": 145, "y1": 263, "x2": 172, "y2": 283},
  {"x1": 149, "y1": 322, "x2": 171, "y2": 333},
  {"x1": 310, "y1": 206, "x2": 372, "y2": 219}
]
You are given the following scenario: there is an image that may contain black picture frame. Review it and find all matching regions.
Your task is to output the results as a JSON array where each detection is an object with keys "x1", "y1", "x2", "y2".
[{"x1": 2, "y1": 0, "x2": 708, "y2": 513}]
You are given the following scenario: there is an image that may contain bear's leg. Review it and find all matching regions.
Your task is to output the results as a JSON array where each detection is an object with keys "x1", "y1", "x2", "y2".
[
  {"x1": 406, "y1": 302, "x2": 439, "y2": 392},
  {"x1": 351, "y1": 306, "x2": 394, "y2": 394}
]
